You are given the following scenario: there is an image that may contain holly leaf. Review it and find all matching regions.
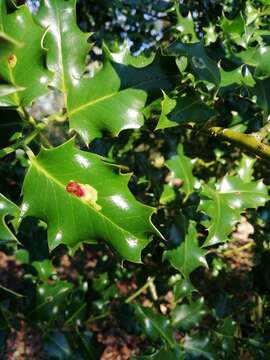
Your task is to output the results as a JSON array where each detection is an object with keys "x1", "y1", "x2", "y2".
[
  {"x1": 134, "y1": 305, "x2": 175, "y2": 347},
  {"x1": 199, "y1": 176, "x2": 269, "y2": 246},
  {"x1": 0, "y1": 84, "x2": 25, "y2": 98},
  {"x1": 165, "y1": 41, "x2": 220, "y2": 85},
  {"x1": 36, "y1": 0, "x2": 90, "y2": 92},
  {"x1": 0, "y1": 30, "x2": 23, "y2": 62},
  {"x1": 214, "y1": 318, "x2": 236, "y2": 355},
  {"x1": 237, "y1": 46, "x2": 270, "y2": 78},
  {"x1": 184, "y1": 334, "x2": 217, "y2": 360},
  {"x1": 220, "y1": 14, "x2": 245, "y2": 47},
  {"x1": 0, "y1": 193, "x2": 19, "y2": 242},
  {"x1": 136, "y1": 347, "x2": 184, "y2": 360},
  {"x1": 163, "y1": 223, "x2": 207, "y2": 279},
  {"x1": 174, "y1": 7, "x2": 198, "y2": 43},
  {"x1": 219, "y1": 65, "x2": 255, "y2": 88},
  {"x1": 164, "y1": 144, "x2": 195, "y2": 199},
  {"x1": 251, "y1": 78, "x2": 270, "y2": 119},
  {"x1": 36, "y1": 281, "x2": 73, "y2": 320},
  {"x1": 0, "y1": 2, "x2": 51, "y2": 107},
  {"x1": 21, "y1": 139, "x2": 159, "y2": 262},
  {"x1": 173, "y1": 278, "x2": 196, "y2": 300},
  {"x1": 36, "y1": 0, "x2": 179, "y2": 142},
  {"x1": 236, "y1": 154, "x2": 256, "y2": 182},
  {"x1": 156, "y1": 91, "x2": 214, "y2": 130},
  {"x1": 171, "y1": 297, "x2": 207, "y2": 330}
]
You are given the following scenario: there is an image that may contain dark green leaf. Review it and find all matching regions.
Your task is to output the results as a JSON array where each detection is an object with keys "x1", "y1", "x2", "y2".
[
  {"x1": 164, "y1": 144, "x2": 195, "y2": 199},
  {"x1": 36, "y1": 0, "x2": 179, "y2": 142},
  {"x1": 237, "y1": 46, "x2": 270, "y2": 78},
  {"x1": 236, "y1": 155, "x2": 256, "y2": 182},
  {"x1": 156, "y1": 91, "x2": 214, "y2": 129},
  {"x1": 0, "y1": 30, "x2": 23, "y2": 62},
  {"x1": 173, "y1": 278, "x2": 196, "y2": 300},
  {"x1": 251, "y1": 78, "x2": 270, "y2": 119},
  {"x1": 171, "y1": 297, "x2": 207, "y2": 330},
  {"x1": 220, "y1": 14, "x2": 245, "y2": 47},
  {"x1": 184, "y1": 334, "x2": 217, "y2": 360},
  {"x1": 163, "y1": 223, "x2": 207, "y2": 278},
  {"x1": 32, "y1": 259, "x2": 56, "y2": 281},
  {"x1": 0, "y1": 193, "x2": 19, "y2": 242},
  {"x1": 165, "y1": 41, "x2": 220, "y2": 85},
  {"x1": 174, "y1": 7, "x2": 198, "y2": 43},
  {"x1": 36, "y1": 281, "x2": 73, "y2": 320},
  {"x1": 136, "y1": 346, "x2": 184, "y2": 360},
  {"x1": 200, "y1": 176, "x2": 268, "y2": 246},
  {"x1": 21, "y1": 139, "x2": 159, "y2": 262},
  {"x1": 214, "y1": 318, "x2": 236, "y2": 355},
  {"x1": 134, "y1": 305, "x2": 175, "y2": 347},
  {"x1": 0, "y1": 2, "x2": 52, "y2": 107},
  {"x1": 219, "y1": 65, "x2": 255, "y2": 88}
]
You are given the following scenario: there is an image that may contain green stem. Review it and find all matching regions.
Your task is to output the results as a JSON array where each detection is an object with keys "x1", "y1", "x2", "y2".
[
  {"x1": 205, "y1": 126, "x2": 270, "y2": 161},
  {"x1": 0, "y1": 284, "x2": 24, "y2": 298},
  {"x1": 86, "y1": 311, "x2": 111, "y2": 323},
  {"x1": 125, "y1": 276, "x2": 155, "y2": 304},
  {"x1": 254, "y1": 122, "x2": 270, "y2": 140},
  {"x1": 0, "y1": 126, "x2": 43, "y2": 159},
  {"x1": 63, "y1": 302, "x2": 87, "y2": 326},
  {"x1": 223, "y1": 241, "x2": 254, "y2": 256},
  {"x1": 40, "y1": 133, "x2": 53, "y2": 148}
]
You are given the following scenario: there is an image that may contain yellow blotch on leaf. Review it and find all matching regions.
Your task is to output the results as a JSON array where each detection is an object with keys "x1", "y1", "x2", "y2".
[{"x1": 82, "y1": 184, "x2": 102, "y2": 211}]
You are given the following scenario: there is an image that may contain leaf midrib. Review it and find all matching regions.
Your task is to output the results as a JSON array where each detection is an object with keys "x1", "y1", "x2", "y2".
[
  {"x1": 172, "y1": 98, "x2": 201, "y2": 118},
  {"x1": 178, "y1": 156, "x2": 193, "y2": 195},
  {"x1": 30, "y1": 155, "x2": 142, "y2": 242},
  {"x1": 147, "y1": 314, "x2": 174, "y2": 347},
  {"x1": 54, "y1": 0, "x2": 67, "y2": 95},
  {"x1": 68, "y1": 73, "x2": 179, "y2": 116}
]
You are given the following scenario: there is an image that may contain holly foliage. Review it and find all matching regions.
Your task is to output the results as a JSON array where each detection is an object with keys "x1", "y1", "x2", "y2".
[{"x1": 1, "y1": 0, "x2": 270, "y2": 358}]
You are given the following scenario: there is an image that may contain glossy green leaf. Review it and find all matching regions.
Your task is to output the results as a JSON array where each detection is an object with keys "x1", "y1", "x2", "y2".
[
  {"x1": 171, "y1": 297, "x2": 207, "y2": 330},
  {"x1": 236, "y1": 154, "x2": 256, "y2": 182},
  {"x1": 237, "y1": 46, "x2": 270, "y2": 77},
  {"x1": 21, "y1": 139, "x2": 158, "y2": 262},
  {"x1": 165, "y1": 41, "x2": 220, "y2": 85},
  {"x1": 156, "y1": 91, "x2": 214, "y2": 129},
  {"x1": 220, "y1": 14, "x2": 245, "y2": 46},
  {"x1": 203, "y1": 24, "x2": 218, "y2": 46},
  {"x1": 164, "y1": 144, "x2": 195, "y2": 199},
  {"x1": 219, "y1": 65, "x2": 255, "y2": 88},
  {"x1": 251, "y1": 78, "x2": 270, "y2": 119},
  {"x1": 36, "y1": 0, "x2": 90, "y2": 92},
  {"x1": 36, "y1": 0, "x2": 179, "y2": 142},
  {"x1": 160, "y1": 185, "x2": 175, "y2": 205},
  {"x1": 184, "y1": 334, "x2": 217, "y2": 360},
  {"x1": 36, "y1": 281, "x2": 73, "y2": 320},
  {"x1": 44, "y1": 331, "x2": 73, "y2": 360},
  {"x1": 0, "y1": 2, "x2": 51, "y2": 107},
  {"x1": 160, "y1": 143, "x2": 195, "y2": 203},
  {"x1": 15, "y1": 249, "x2": 29, "y2": 264},
  {"x1": 174, "y1": 7, "x2": 198, "y2": 43},
  {"x1": 0, "y1": 84, "x2": 25, "y2": 99},
  {"x1": 105, "y1": 42, "x2": 155, "y2": 68},
  {"x1": 134, "y1": 305, "x2": 175, "y2": 347},
  {"x1": 163, "y1": 223, "x2": 207, "y2": 279},
  {"x1": 0, "y1": 30, "x2": 23, "y2": 62},
  {"x1": 0, "y1": 193, "x2": 19, "y2": 242},
  {"x1": 136, "y1": 347, "x2": 184, "y2": 360},
  {"x1": 33, "y1": 259, "x2": 56, "y2": 281},
  {"x1": 173, "y1": 278, "x2": 196, "y2": 300},
  {"x1": 214, "y1": 318, "x2": 236, "y2": 355},
  {"x1": 199, "y1": 176, "x2": 268, "y2": 246}
]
